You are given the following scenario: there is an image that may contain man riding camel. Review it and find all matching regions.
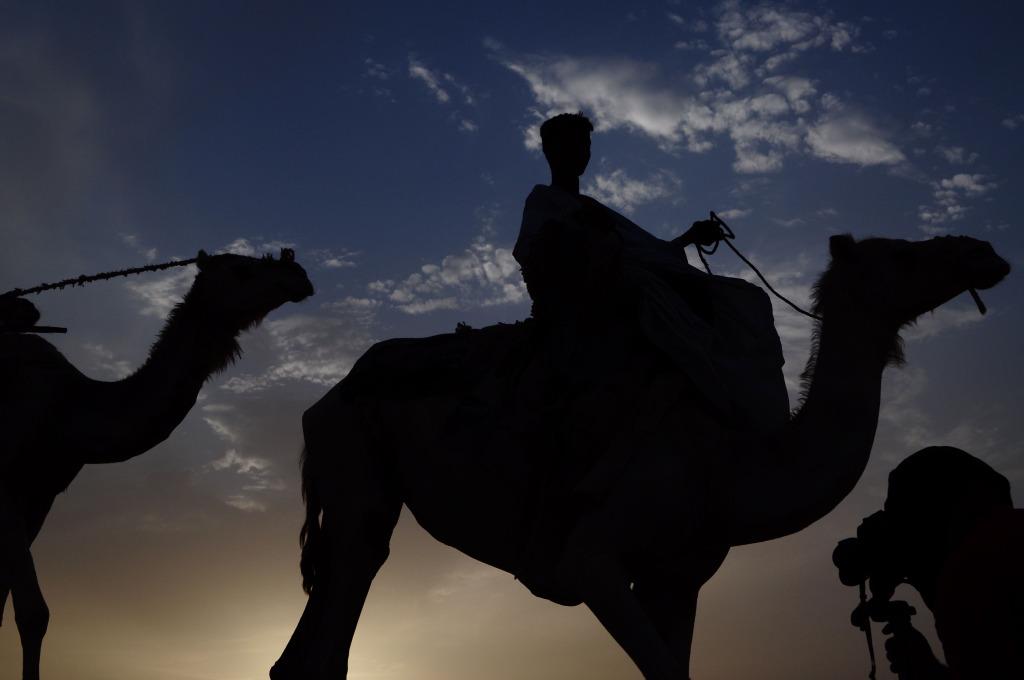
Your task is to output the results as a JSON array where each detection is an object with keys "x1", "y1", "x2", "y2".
[
  {"x1": 510, "y1": 113, "x2": 790, "y2": 596},
  {"x1": 515, "y1": 112, "x2": 789, "y2": 436}
]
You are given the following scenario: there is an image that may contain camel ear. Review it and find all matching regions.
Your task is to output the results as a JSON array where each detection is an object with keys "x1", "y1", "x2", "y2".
[
  {"x1": 829, "y1": 234, "x2": 856, "y2": 260},
  {"x1": 196, "y1": 250, "x2": 209, "y2": 270}
]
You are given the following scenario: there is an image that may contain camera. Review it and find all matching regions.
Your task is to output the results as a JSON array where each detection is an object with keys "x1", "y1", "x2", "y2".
[
  {"x1": 832, "y1": 510, "x2": 905, "y2": 603},
  {"x1": 834, "y1": 510, "x2": 918, "y2": 677}
]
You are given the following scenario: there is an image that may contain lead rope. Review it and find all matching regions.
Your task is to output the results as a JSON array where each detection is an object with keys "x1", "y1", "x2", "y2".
[
  {"x1": 0, "y1": 257, "x2": 199, "y2": 299},
  {"x1": 697, "y1": 212, "x2": 822, "y2": 321},
  {"x1": 859, "y1": 582, "x2": 878, "y2": 680},
  {"x1": 0, "y1": 257, "x2": 200, "y2": 334}
]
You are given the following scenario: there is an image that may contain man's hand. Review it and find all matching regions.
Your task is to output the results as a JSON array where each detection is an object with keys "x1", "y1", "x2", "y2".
[
  {"x1": 882, "y1": 623, "x2": 951, "y2": 680},
  {"x1": 673, "y1": 219, "x2": 722, "y2": 248}
]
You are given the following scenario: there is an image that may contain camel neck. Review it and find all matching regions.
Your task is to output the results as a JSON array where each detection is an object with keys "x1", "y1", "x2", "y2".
[
  {"x1": 79, "y1": 294, "x2": 242, "y2": 464},
  {"x1": 724, "y1": 306, "x2": 893, "y2": 545}
]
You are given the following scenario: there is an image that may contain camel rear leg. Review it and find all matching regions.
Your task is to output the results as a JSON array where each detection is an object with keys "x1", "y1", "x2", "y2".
[
  {"x1": 271, "y1": 497, "x2": 401, "y2": 680},
  {"x1": 272, "y1": 404, "x2": 402, "y2": 679}
]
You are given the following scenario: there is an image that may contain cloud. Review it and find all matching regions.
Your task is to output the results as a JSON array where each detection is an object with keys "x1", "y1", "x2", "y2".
[
  {"x1": 1000, "y1": 114, "x2": 1024, "y2": 130},
  {"x1": 124, "y1": 264, "x2": 197, "y2": 317},
  {"x1": 503, "y1": 55, "x2": 695, "y2": 150},
  {"x1": 82, "y1": 342, "x2": 134, "y2": 379},
  {"x1": 716, "y1": 207, "x2": 751, "y2": 220},
  {"x1": 583, "y1": 169, "x2": 681, "y2": 213},
  {"x1": 497, "y1": 6, "x2": 900, "y2": 175},
  {"x1": 218, "y1": 237, "x2": 295, "y2": 257},
  {"x1": 120, "y1": 232, "x2": 158, "y2": 261},
  {"x1": 220, "y1": 312, "x2": 374, "y2": 392},
  {"x1": 934, "y1": 146, "x2": 977, "y2": 165},
  {"x1": 715, "y1": 1, "x2": 862, "y2": 54},
  {"x1": 762, "y1": 76, "x2": 816, "y2": 113},
  {"x1": 309, "y1": 247, "x2": 359, "y2": 269},
  {"x1": 203, "y1": 415, "x2": 241, "y2": 444},
  {"x1": 805, "y1": 106, "x2": 905, "y2": 166},
  {"x1": 364, "y1": 58, "x2": 390, "y2": 80},
  {"x1": 408, "y1": 57, "x2": 450, "y2": 103},
  {"x1": 918, "y1": 173, "x2": 997, "y2": 230},
  {"x1": 369, "y1": 232, "x2": 526, "y2": 315},
  {"x1": 209, "y1": 448, "x2": 269, "y2": 475}
]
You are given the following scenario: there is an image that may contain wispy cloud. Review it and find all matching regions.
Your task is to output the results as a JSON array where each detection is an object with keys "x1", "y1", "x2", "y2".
[
  {"x1": 584, "y1": 169, "x2": 681, "y2": 214},
  {"x1": 408, "y1": 57, "x2": 450, "y2": 103},
  {"x1": 120, "y1": 232, "x2": 158, "y2": 261},
  {"x1": 1001, "y1": 113, "x2": 1024, "y2": 130},
  {"x1": 124, "y1": 264, "x2": 197, "y2": 317},
  {"x1": 934, "y1": 145, "x2": 977, "y2": 165},
  {"x1": 82, "y1": 342, "x2": 134, "y2": 379},
  {"x1": 496, "y1": 3, "x2": 901, "y2": 174},
  {"x1": 369, "y1": 235, "x2": 525, "y2": 315},
  {"x1": 805, "y1": 99, "x2": 905, "y2": 167},
  {"x1": 220, "y1": 312, "x2": 374, "y2": 392},
  {"x1": 309, "y1": 247, "x2": 359, "y2": 269},
  {"x1": 408, "y1": 55, "x2": 478, "y2": 131},
  {"x1": 918, "y1": 173, "x2": 997, "y2": 232}
]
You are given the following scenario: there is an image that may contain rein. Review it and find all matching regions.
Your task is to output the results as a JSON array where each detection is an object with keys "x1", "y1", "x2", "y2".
[
  {"x1": 697, "y1": 213, "x2": 989, "y2": 320},
  {"x1": 697, "y1": 212, "x2": 822, "y2": 321}
]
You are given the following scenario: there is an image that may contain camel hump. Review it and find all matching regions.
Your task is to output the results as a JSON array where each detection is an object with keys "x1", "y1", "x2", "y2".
[{"x1": 0, "y1": 297, "x2": 40, "y2": 331}]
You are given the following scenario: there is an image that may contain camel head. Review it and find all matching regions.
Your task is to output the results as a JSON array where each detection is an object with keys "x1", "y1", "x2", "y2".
[
  {"x1": 192, "y1": 248, "x2": 315, "y2": 329},
  {"x1": 819, "y1": 234, "x2": 1010, "y2": 330}
]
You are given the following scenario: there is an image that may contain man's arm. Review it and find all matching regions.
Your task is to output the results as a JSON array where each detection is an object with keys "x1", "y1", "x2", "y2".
[{"x1": 672, "y1": 219, "x2": 723, "y2": 249}]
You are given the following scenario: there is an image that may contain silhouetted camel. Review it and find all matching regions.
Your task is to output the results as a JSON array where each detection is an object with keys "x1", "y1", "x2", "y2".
[
  {"x1": 0, "y1": 249, "x2": 313, "y2": 680},
  {"x1": 271, "y1": 234, "x2": 1008, "y2": 680}
]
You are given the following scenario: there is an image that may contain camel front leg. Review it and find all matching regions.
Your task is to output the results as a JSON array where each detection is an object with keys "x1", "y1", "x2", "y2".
[
  {"x1": 579, "y1": 556, "x2": 688, "y2": 679},
  {"x1": 0, "y1": 491, "x2": 49, "y2": 680},
  {"x1": 632, "y1": 577, "x2": 699, "y2": 678},
  {"x1": 564, "y1": 514, "x2": 687, "y2": 679}
]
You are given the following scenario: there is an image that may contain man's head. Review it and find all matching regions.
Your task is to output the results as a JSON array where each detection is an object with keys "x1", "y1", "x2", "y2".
[
  {"x1": 885, "y1": 446, "x2": 1012, "y2": 519},
  {"x1": 884, "y1": 446, "x2": 1012, "y2": 591},
  {"x1": 540, "y1": 112, "x2": 593, "y2": 178}
]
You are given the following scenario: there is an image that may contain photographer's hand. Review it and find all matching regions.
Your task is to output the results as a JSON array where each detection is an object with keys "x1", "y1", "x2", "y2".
[{"x1": 882, "y1": 623, "x2": 951, "y2": 680}]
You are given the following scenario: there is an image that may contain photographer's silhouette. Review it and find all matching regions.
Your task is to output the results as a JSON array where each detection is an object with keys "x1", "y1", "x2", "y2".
[{"x1": 834, "y1": 446, "x2": 1023, "y2": 679}]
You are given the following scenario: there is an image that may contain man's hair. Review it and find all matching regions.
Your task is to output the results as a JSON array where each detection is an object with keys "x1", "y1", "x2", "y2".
[
  {"x1": 885, "y1": 446, "x2": 1013, "y2": 520},
  {"x1": 540, "y1": 112, "x2": 594, "y2": 155}
]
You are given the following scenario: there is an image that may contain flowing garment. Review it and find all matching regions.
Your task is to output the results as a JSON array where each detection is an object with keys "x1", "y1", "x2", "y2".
[{"x1": 515, "y1": 184, "x2": 789, "y2": 435}]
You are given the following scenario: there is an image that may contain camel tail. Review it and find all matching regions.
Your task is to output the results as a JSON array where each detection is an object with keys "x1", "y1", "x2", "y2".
[{"x1": 298, "y1": 445, "x2": 322, "y2": 595}]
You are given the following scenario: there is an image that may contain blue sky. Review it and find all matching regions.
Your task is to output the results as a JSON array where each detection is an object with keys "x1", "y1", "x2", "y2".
[{"x1": 1, "y1": 2, "x2": 1022, "y2": 679}]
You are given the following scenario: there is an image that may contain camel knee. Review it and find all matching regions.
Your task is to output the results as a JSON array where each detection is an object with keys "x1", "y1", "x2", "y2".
[{"x1": 14, "y1": 593, "x2": 48, "y2": 641}]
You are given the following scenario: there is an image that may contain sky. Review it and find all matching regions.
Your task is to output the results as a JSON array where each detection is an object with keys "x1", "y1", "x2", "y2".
[{"x1": 1, "y1": 1, "x2": 1022, "y2": 678}]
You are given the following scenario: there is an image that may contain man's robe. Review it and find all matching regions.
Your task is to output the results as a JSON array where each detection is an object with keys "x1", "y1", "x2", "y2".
[{"x1": 515, "y1": 183, "x2": 789, "y2": 435}]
